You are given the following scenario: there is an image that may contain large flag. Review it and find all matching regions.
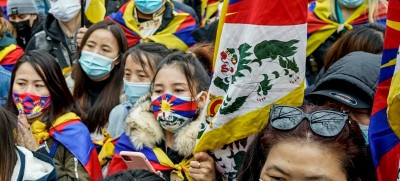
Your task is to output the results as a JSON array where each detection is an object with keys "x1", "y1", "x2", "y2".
[
  {"x1": 369, "y1": 0, "x2": 400, "y2": 180},
  {"x1": 194, "y1": 0, "x2": 308, "y2": 179}
]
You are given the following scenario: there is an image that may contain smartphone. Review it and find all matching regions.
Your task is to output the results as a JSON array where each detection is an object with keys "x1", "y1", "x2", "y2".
[{"x1": 120, "y1": 151, "x2": 156, "y2": 173}]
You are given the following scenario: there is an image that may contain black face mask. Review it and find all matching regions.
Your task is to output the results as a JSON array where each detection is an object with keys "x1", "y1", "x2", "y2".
[
  {"x1": 11, "y1": 20, "x2": 32, "y2": 48},
  {"x1": 11, "y1": 20, "x2": 32, "y2": 37}
]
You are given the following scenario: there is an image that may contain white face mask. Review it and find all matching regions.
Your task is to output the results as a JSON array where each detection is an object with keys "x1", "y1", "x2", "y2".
[{"x1": 49, "y1": 0, "x2": 81, "y2": 22}]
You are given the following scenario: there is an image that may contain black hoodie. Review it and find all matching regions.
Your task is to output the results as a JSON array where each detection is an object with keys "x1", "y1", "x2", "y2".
[{"x1": 25, "y1": 14, "x2": 88, "y2": 69}]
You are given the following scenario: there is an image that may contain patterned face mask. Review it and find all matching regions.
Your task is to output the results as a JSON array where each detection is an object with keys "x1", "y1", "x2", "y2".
[
  {"x1": 12, "y1": 92, "x2": 51, "y2": 119},
  {"x1": 151, "y1": 93, "x2": 198, "y2": 133}
]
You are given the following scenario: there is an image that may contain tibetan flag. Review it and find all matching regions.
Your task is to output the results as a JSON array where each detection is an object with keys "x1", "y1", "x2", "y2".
[
  {"x1": 107, "y1": 0, "x2": 197, "y2": 51},
  {"x1": 307, "y1": 0, "x2": 387, "y2": 57},
  {"x1": 201, "y1": 0, "x2": 220, "y2": 25},
  {"x1": 194, "y1": 0, "x2": 307, "y2": 179},
  {"x1": 369, "y1": 0, "x2": 400, "y2": 180},
  {"x1": 49, "y1": 112, "x2": 102, "y2": 181},
  {"x1": 108, "y1": 133, "x2": 192, "y2": 180}
]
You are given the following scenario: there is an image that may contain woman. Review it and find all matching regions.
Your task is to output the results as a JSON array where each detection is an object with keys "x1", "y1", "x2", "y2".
[
  {"x1": 306, "y1": 0, "x2": 387, "y2": 83},
  {"x1": 5, "y1": 50, "x2": 102, "y2": 180},
  {"x1": 107, "y1": 42, "x2": 170, "y2": 139},
  {"x1": 108, "y1": 52, "x2": 218, "y2": 180},
  {"x1": 237, "y1": 105, "x2": 375, "y2": 181},
  {"x1": 71, "y1": 20, "x2": 127, "y2": 143},
  {"x1": 0, "y1": 107, "x2": 56, "y2": 181},
  {"x1": 99, "y1": 42, "x2": 169, "y2": 166}
]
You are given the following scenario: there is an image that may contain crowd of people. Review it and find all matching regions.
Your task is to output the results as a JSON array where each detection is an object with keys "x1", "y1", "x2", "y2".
[{"x1": 0, "y1": 0, "x2": 391, "y2": 180}]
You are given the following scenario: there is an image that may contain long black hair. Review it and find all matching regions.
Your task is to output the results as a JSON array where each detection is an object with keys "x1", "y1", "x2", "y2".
[
  {"x1": 5, "y1": 50, "x2": 82, "y2": 129},
  {"x1": 72, "y1": 20, "x2": 128, "y2": 132},
  {"x1": 0, "y1": 107, "x2": 18, "y2": 181}
]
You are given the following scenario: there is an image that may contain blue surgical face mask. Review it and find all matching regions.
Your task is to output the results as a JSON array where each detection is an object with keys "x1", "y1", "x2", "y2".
[
  {"x1": 135, "y1": 0, "x2": 164, "y2": 14},
  {"x1": 339, "y1": 0, "x2": 364, "y2": 8},
  {"x1": 123, "y1": 79, "x2": 151, "y2": 105},
  {"x1": 358, "y1": 124, "x2": 369, "y2": 145},
  {"x1": 79, "y1": 50, "x2": 118, "y2": 80}
]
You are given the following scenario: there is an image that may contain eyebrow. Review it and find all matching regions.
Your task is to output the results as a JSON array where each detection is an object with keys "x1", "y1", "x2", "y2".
[
  {"x1": 304, "y1": 176, "x2": 333, "y2": 181},
  {"x1": 15, "y1": 78, "x2": 43, "y2": 83}
]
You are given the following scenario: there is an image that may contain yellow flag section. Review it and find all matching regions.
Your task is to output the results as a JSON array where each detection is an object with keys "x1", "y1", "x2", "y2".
[
  {"x1": 195, "y1": 0, "x2": 308, "y2": 178},
  {"x1": 201, "y1": 0, "x2": 220, "y2": 25},
  {"x1": 85, "y1": 0, "x2": 106, "y2": 24},
  {"x1": 387, "y1": 45, "x2": 400, "y2": 137}
]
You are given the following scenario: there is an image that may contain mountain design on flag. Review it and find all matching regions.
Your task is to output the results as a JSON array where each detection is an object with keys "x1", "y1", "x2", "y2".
[{"x1": 209, "y1": 39, "x2": 300, "y2": 119}]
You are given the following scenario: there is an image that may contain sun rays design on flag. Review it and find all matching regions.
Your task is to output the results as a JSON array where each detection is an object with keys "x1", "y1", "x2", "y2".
[{"x1": 152, "y1": 94, "x2": 197, "y2": 120}]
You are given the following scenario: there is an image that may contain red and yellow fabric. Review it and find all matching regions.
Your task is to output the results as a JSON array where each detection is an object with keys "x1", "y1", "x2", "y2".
[
  {"x1": 201, "y1": 0, "x2": 220, "y2": 25},
  {"x1": 307, "y1": 0, "x2": 387, "y2": 56},
  {"x1": 31, "y1": 112, "x2": 102, "y2": 181},
  {"x1": 0, "y1": 44, "x2": 23, "y2": 72},
  {"x1": 95, "y1": 130, "x2": 119, "y2": 166},
  {"x1": 107, "y1": 0, "x2": 197, "y2": 51},
  {"x1": 108, "y1": 133, "x2": 193, "y2": 180},
  {"x1": 370, "y1": 0, "x2": 400, "y2": 180}
]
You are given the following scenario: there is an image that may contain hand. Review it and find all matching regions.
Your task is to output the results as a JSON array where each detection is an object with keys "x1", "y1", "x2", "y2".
[
  {"x1": 16, "y1": 114, "x2": 39, "y2": 151},
  {"x1": 189, "y1": 152, "x2": 217, "y2": 181},
  {"x1": 77, "y1": 27, "x2": 88, "y2": 47}
]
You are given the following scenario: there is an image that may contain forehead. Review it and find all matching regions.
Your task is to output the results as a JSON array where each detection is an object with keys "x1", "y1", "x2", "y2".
[
  {"x1": 153, "y1": 65, "x2": 187, "y2": 84},
  {"x1": 265, "y1": 141, "x2": 344, "y2": 179},
  {"x1": 86, "y1": 29, "x2": 118, "y2": 45},
  {"x1": 14, "y1": 62, "x2": 43, "y2": 81}
]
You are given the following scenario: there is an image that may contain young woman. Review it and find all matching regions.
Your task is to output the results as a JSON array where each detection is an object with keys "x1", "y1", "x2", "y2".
[
  {"x1": 107, "y1": 42, "x2": 170, "y2": 139},
  {"x1": 5, "y1": 50, "x2": 102, "y2": 180},
  {"x1": 0, "y1": 107, "x2": 56, "y2": 181},
  {"x1": 70, "y1": 20, "x2": 128, "y2": 143},
  {"x1": 107, "y1": 52, "x2": 218, "y2": 180},
  {"x1": 237, "y1": 105, "x2": 375, "y2": 181}
]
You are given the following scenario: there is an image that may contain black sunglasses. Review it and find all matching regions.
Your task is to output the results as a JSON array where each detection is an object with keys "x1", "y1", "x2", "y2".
[{"x1": 269, "y1": 105, "x2": 349, "y2": 137}]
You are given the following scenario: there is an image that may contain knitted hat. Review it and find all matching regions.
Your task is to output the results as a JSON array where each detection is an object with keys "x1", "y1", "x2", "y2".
[{"x1": 7, "y1": 0, "x2": 38, "y2": 15}]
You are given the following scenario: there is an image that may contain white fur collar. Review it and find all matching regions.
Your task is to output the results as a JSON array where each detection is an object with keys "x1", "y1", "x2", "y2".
[{"x1": 124, "y1": 94, "x2": 201, "y2": 157}]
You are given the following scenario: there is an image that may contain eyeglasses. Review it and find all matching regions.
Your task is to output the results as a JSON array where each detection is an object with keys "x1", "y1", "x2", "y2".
[{"x1": 269, "y1": 105, "x2": 348, "y2": 137}]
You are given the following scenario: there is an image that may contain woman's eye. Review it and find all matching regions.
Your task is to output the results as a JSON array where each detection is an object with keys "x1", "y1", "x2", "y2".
[
  {"x1": 17, "y1": 82, "x2": 25, "y2": 86},
  {"x1": 175, "y1": 89, "x2": 185, "y2": 93},
  {"x1": 35, "y1": 84, "x2": 45, "y2": 88},
  {"x1": 270, "y1": 176, "x2": 284, "y2": 181},
  {"x1": 125, "y1": 73, "x2": 131, "y2": 77},
  {"x1": 153, "y1": 90, "x2": 163, "y2": 94}
]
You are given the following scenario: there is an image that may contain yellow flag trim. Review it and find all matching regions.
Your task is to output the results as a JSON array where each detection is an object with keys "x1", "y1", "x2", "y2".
[
  {"x1": 0, "y1": 44, "x2": 17, "y2": 62},
  {"x1": 388, "y1": 69, "x2": 400, "y2": 138},
  {"x1": 387, "y1": 20, "x2": 400, "y2": 32},
  {"x1": 195, "y1": 80, "x2": 305, "y2": 153},
  {"x1": 306, "y1": 0, "x2": 367, "y2": 56}
]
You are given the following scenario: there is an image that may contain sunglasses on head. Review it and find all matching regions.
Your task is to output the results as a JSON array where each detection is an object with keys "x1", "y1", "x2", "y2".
[{"x1": 269, "y1": 105, "x2": 349, "y2": 137}]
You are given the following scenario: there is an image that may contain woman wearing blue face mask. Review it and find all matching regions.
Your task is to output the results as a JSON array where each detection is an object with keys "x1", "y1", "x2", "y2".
[
  {"x1": 305, "y1": 0, "x2": 387, "y2": 84},
  {"x1": 108, "y1": 52, "x2": 222, "y2": 181},
  {"x1": 97, "y1": 42, "x2": 170, "y2": 166},
  {"x1": 69, "y1": 20, "x2": 128, "y2": 150},
  {"x1": 106, "y1": 42, "x2": 170, "y2": 140}
]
